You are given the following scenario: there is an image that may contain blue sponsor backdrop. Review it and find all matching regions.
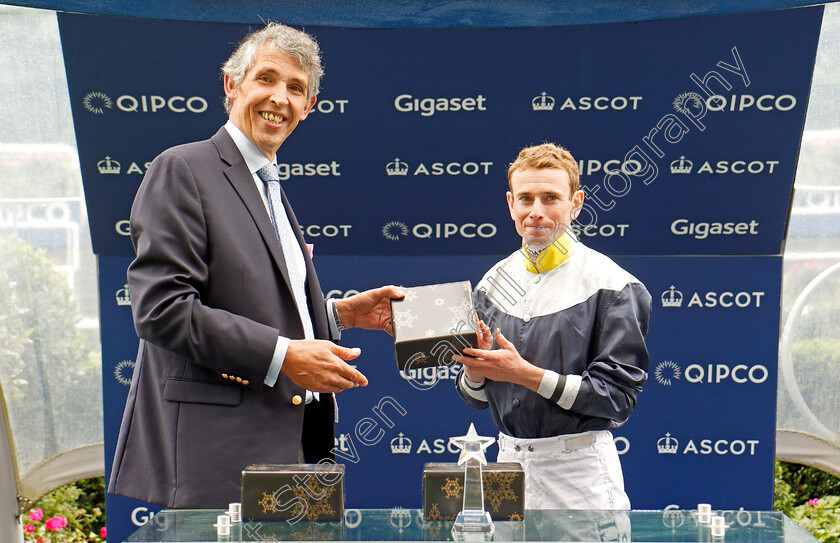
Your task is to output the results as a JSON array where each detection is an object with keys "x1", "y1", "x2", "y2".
[{"x1": 61, "y1": 6, "x2": 818, "y2": 542}]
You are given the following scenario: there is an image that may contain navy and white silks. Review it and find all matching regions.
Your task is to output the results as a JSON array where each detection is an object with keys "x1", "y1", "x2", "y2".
[{"x1": 456, "y1": 239, "x2": 652, "y2": 509}]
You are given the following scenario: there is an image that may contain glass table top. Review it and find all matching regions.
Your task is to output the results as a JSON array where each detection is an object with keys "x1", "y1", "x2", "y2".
[{"x1": 125, "y1": 508, "x2": 818, "y2": 543}]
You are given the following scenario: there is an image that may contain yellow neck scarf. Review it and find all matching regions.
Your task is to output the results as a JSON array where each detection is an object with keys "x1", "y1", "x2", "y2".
[{"x1": 522, "y1": 231, "x2": 575, "y2": 274}]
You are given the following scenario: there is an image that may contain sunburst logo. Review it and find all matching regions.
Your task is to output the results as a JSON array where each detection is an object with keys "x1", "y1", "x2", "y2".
[
  {"x1": 673, "y1": 92, "x2": 704, "y2": 117},
  {"x1": 654, "y1": 360, "x2": 681, "y2": 386},
  {"x1": 382, "y1": 221, "x2": 408, "y2": 241},
  {"x1": 114, "y1": 359, "x2": 135, "y2": 386},
  {"x1": 83, "y1": 91, "x2": 113, "y2": 115}
]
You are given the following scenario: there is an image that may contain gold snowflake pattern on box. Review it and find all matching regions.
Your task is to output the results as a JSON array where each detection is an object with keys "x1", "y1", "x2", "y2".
[
  {"x1": 290, "y1": 524, "x2": 336, "y2": 541},
  {"x1": 442, "y1": 476, "x2": 463, "y2": 499},
  {"x1": 291, "y1": 480, "x2": 337, "y2": 521},
  {"x1": 259, "y1": 491, "x2": 277, "y2": 514},
  {"x1": 483, "y1": 472, "x2": 518, "y2": 513},
  {"x1": 508, "y1": 512, "x2": 523, "y2": 521},
  {"x1": 426, "y1": 502, "x2": 443, "y2": 521}
]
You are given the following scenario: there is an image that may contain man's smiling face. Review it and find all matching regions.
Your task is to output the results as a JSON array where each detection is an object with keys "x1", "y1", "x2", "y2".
[{"x1": 224, "y1": 44, "x2": 316, "y2": 159}]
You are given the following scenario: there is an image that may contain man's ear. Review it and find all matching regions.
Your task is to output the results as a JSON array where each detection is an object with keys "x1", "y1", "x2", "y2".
[
  {"x1": 223, "y1": 74, "x2": 237, "y2": 101},
  {"x1": 507, "y1": 191, "x2": 516, "y2": 221},
  {"x1": 300, "y1": 95, "x2": 317, "y2": 120},
  {"x1": 569, "y1": 190, "x2": 585, "y2": 222}
]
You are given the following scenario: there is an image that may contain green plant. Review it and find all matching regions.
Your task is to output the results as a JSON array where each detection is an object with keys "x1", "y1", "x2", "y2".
[
  {"x1": 23, "y1": 477, "x2": 106, "y2": 542},
  {"x1": 775, "y1": 462, "x2": 840, "y2": 543},
  {"x1": 777, "y1": 462, "x2": 840, "y2": 506},
  {"x1": 789, "y1": 497, "x2": 840, "y2": 543}
]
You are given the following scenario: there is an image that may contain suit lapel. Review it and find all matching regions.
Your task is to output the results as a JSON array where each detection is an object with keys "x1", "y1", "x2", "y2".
[{"x1": 211, "y1": 128, "x2": 295, "y2": 299}]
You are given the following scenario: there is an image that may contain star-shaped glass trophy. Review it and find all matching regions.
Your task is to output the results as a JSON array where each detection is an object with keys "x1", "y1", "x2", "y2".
[{"x1": 448, "y1": 423, "x2": 496, "y2": 541}]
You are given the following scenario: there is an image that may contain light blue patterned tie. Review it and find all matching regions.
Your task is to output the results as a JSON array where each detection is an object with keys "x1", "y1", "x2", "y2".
[{"x1": 256, "y1": 163, "x2": 313, "y2": 340}]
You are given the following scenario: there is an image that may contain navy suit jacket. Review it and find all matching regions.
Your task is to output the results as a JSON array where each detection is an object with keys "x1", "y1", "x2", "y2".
[{"x1": 108, "y1": 128, "x2": 335, "y2": 508}]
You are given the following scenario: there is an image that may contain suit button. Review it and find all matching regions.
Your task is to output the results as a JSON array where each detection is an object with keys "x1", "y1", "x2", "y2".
[
  {"x1": 514, "y1": 445, "x2": 521, "y2": 452},
  {"x1": 221, "y1": 373, "x2": 229, "y2": 379},
  {"x1": 292, "y1": 395, "x2": 303, "y2": 406},
  {"x1": 242, "y1": 380, "x2": 249, "y2": 386},
  {"x1": 528, "y1": 445, "x2": 535, "y2": 452}
]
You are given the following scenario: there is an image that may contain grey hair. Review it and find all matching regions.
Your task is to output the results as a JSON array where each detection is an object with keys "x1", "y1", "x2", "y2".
[{"x1": 222, "y1": 22, "x2": 323, "y2": 113}]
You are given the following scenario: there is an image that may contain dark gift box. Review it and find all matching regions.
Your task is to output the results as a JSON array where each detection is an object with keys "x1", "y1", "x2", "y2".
[
  {"x1": 423, "y1": 462, "x2": 525, "y2": 521},
  {"x1": 241, "y1": 463, "x2": 344, "y2": 522},
  {"x1": 391, "y1": 281, "x2": 478, "y2": 371}
]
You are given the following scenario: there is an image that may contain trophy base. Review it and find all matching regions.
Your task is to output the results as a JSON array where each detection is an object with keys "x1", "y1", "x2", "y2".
[{"x1": 451, "y1": 510, "x2": 495, "y2": 541}]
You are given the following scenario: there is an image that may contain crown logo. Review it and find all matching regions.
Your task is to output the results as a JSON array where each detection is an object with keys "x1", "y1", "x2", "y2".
[
  {"x1": 98, "y1": 156, "x2": 121, "y2": 174},
  {"x1": 670, "y1": 156, "x2": 693, "y2": 174},
  {"x1": 390, "y1": 432, "x2": 412, "y2": 454},
  {"x1": 661, "y1": 286, "x2": 683, "y2": 308},
  {"x1": 116, "y1": 284, "x2": 131, "y2": 306},
  {"x1": 386, "y1": 158, "x2": 409, "y2": 176},
  {"x1": 531, "y1": 92, "x2": 555, "y2": 111},
  {"x1": 657, "y1": 433, "x2": 679, "y2": 454}
]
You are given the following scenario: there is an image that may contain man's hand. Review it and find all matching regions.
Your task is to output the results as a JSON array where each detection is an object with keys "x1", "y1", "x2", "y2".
[
  {"x1": 463, "y1": 318, "x2": 494, "y2": 383},
  {"x1": 335, "y1": 285, "x2": 404, "y2": 335},
  {"x1": 282, "y1": 339, "x2": 368, "y2": 393},
  {"x1": 457, "y1": 328, "x2": 544, "y2": 392}
]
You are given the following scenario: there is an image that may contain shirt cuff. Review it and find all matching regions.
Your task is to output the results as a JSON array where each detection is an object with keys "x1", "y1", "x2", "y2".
[
  {"x1": 536, "y1": 370, "x2": 581, "y2": 410},
  {"x1": 264, "y1": 335, "x2": 290, "y2": 387},
  {"x1": 460, "y1": 372, "x2": 488, "y2": 402},
  {"x1": 326, "y1": 298, "x2": 342, "y2": 341}
]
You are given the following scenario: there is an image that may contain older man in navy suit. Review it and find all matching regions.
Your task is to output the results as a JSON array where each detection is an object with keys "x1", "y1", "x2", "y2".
[{"x1": 108, "y1": 23, "x2": 402, "y2": 508}]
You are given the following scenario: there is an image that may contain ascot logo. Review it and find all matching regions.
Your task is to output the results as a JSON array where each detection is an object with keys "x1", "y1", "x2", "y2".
[
  {"x1": 661, "y1": 286, "x2": 683, "y2": 307},
  {"x1": 571, "y1": 223, "x2": 629, "y2": 238},
  {"x1": 298, "y1": 224, "x2": 351, "y2": 238},
  {"x1": 114, "y1": 359, "x2": 135, "y2": 386},
  {"x1": 116, "y1": 284, "x2": 131, "y2": 306},
  {"x1": 98, "y1": 158, "x2": 151, "y2": 175},
  {"x1": 670, "y1": 156, "x2": 693, "y2": 174},
  {"x1": 391, "y1": 433, "x2": 412, "y2": 454},
  {"x1": 657, "y1": 432, "x2": 760, "y2": 456},
  {"x1": 306, "y1": 98, "x2": 349, "y2": 114},
  {"x1": 387, "y1": 159, "x2": 409, "y2": 176},
  {"x1": 83, "y1": 91, "x2": 208, "y2": 114},
  {"x1": 670, "y1": 157, "x2": 779, "y2": 175},
  {"x1": 657, "y1": 433, "x2": 679, "y2": 454},
  {"x1": 382, "y1": 221, "x2": 497, "y2": 240},
  {"x1": 532, "y1": 92, "x2": 643, "y2": 111},
  {"x1": 660, "y1": 286, "x2": 765, "y2": 308},
  {"x1": 532, "y1": 92, "x2": 555, "y2": 111},
  {"x1": 98, "y1": 156, "x2": 121, "y2": 174},
  {"x1": 385, "y1": 158, "x2": 493, "y2": 177}
]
